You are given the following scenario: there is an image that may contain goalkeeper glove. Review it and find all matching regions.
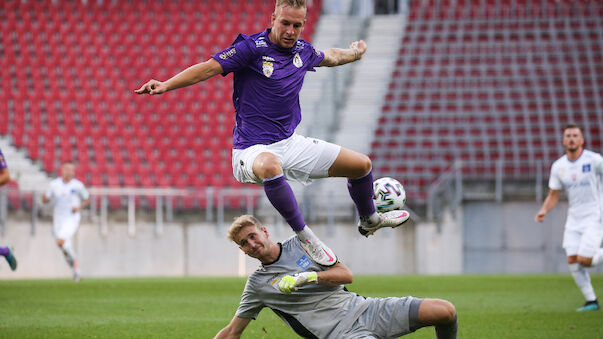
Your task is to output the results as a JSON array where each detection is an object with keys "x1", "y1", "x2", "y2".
[{"x1": 278, "y1": 271, "x2": 318, "y2": 294}]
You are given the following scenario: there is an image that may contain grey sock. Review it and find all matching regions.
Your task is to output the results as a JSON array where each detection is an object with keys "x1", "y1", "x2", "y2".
[{"x1": 435, "y1": 316, "x2": 458, "y2": 339}]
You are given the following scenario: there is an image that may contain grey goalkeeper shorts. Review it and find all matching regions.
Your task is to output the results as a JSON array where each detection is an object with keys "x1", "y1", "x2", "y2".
[{"x1": 342, "y1": 296, "x2": 423, "y2": 338}]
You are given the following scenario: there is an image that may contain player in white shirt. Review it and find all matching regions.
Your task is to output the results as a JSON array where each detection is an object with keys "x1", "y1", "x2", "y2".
[
  {"x1": 535, "y1": 124, "x2": 603, "y2": 312},
  {"x1": 42, "y1": 161, "x2": 90, "y2": 282}
]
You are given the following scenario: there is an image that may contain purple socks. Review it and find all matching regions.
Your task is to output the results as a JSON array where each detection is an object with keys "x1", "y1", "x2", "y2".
[
  {"x1": 263, "y1": 174, "x2": 306, "y2": 232},
  {"x1": 347, "y1": 170, "x2": 377, "y2": 217}
]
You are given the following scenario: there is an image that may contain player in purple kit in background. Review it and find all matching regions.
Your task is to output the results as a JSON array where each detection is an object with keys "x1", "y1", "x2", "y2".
[
  {"x1": 0, "y1": 149, "x2": 18, "y2": 271},
  {"x1": 136, "y1": 0, "x2": 411, "y2": 266}
]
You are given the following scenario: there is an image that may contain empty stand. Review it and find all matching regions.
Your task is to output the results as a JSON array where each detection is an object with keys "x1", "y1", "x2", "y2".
[
  {"x1": 372, "y1": 0, "x2": 603, "y2": 204},
  {"x1": 1, "y1": 0, "x2": 321, "y2": 209}
]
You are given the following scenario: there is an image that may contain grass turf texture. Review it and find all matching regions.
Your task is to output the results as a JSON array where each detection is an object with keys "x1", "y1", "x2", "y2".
[{"x1": 0, "y1": 275, "x2": 601, "y2": 338}]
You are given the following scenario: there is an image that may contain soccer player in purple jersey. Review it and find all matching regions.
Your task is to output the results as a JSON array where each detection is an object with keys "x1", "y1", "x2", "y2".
[
  {"x1": 136, "y1": 0, "x2": 410, "y2": 266},
  {"x1": 0, "y1": 149, "x2": 17, "y2": 271}
]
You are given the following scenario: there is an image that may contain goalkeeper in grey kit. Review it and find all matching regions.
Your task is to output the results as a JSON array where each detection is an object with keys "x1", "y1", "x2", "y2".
[{"x1": 214, "y1": 215, "x2": 458, "y2": 339}]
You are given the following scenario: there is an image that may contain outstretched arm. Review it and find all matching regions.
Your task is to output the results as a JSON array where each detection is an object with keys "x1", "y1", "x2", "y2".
[
  {"x1": 135, "y1": 58, "x2": 224, "y2": 95},
  {"x1": 534, "y1": 189, "x2": 560, "y2": 222},
  {"x1": 214, "y1": 316, "x2": 252, "y2": 339},
  {"x1": 319, "y1": 40, "x2": 367, "y2": 67}
]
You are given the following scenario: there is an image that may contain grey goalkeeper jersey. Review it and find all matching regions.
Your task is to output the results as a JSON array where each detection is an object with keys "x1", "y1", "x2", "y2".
[{"x1": 235, "y1": 236, "x2": 370, "y2": 339}]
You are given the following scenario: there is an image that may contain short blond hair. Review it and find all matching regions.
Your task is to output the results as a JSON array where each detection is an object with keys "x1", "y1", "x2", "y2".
[
  {"x1": 275, "y1": 0, "x2": 306, "y2": 9},
  {"x1": 227, "y1": 215, "x2": 264, "y2": 242}
]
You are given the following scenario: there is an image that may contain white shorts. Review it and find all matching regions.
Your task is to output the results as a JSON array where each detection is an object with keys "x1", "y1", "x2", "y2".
[
  {"x1": 563, "y1": 215, "x2": 603, "y2": 258},
  {"x1": 232, "y1": 134, "x2": 341, "y2": 186},
  {"x1": 53, "y1": 214, "x2": 81, "y2": 240}
]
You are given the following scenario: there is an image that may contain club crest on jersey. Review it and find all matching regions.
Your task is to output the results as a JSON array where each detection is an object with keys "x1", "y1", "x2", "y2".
[
  {"x1": 293, "y1": 53, "x2": 303, "y2": 68},
  {"x1": 262, "y1": 61, "x2": 274, "y2": 78},
  {"x1": 572, "y1": 173, "x2": 577, "y2": 182},
  {"x1": 296, "y1": 255, "x2": 312, "y2": 270},
  {"x1": 582, "y1": 164, "x2": 591, "y2": 173}
]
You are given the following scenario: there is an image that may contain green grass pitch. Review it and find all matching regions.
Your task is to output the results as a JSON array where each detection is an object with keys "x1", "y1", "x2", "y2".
[{"x1": 0, "y1": 275, "x2": 601, "y2": 338}]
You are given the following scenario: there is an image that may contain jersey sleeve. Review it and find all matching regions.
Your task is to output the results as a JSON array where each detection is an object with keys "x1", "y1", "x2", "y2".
[
  {"x1": 594, "y1": 152, "x2": 603, "y2": 176},
  {"x1": 235, "y1": 278, "x2": 264, "y2": 319},
  {"x1": 548, "y1": 162, "x2": 563, "y2": 190},
  {"x1": 211, "y1": 34, "x2": 257, "y2": 76},
  {"x1": 78, "y1": 181, "x2": 90, "y2": 200},
  {"x1": 0, "y1": 149, "x2": 7, "y2": 170},
  {"x1": 305, "y1": 43, "x2": 325, "y2": 71}
]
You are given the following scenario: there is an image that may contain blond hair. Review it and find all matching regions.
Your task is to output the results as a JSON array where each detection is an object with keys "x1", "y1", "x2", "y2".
[
  {"x1": 275, "y1": 0, "x2": 306, "y2": 9},
  {"x1": 227, "y1": 215, "x2": 264, "y2": 242}
]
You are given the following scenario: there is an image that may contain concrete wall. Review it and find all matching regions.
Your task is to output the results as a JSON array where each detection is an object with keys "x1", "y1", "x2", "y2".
[
  {"x1": 6, "y1": 200, "x2": 596, "y2": 279},
  {"x1": 0, "y1": 218, "x2": 428, "y2": 279},
  {"x1": 463, "y1": 201, "x2": 603, "y2": 274}
]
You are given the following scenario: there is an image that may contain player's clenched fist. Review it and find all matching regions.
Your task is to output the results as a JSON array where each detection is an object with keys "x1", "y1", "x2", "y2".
[
  {"x1": 278, "y1": 271, "x2": 318, "y2": 294},
  {"x1": 134, "y1": 79, "x2": 168, "y2": 95}
]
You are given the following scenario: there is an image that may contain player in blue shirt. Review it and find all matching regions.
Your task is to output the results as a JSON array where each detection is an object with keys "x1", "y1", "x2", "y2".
[
  {"x1": 0, "y1": 149, "x2": 17, "y2": 271},
  {"x1": 136, "y1": 0, "x2": 411, "y2": 266}
]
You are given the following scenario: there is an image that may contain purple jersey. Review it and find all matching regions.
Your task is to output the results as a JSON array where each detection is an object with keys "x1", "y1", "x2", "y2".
[
  {"x1": 0, "y1": 149, "x2": 6, "y2": 170},
  {"x1": 212, "y1": 29, "x2": 325, "y2": 149}
]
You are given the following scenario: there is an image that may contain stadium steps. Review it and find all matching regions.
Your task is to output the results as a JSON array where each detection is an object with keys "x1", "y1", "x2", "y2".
[
  {"x1": 300, "y1": 15, "x2": 407, "y2": 221},
  {"x1": 0, "y1": 136, "x2": 51, "y2": 191}
]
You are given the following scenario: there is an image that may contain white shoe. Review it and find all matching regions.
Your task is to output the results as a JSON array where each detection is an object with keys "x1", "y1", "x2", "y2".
[
  {"x1": 73, "y1": 272, "x2": 81, "y2": 283},
  {"x1": 358, "y1": 210, "x2": 411, "y2": 237},
  {"x1": 297, "y1": 227, "x2": 337, "y2": 266}
]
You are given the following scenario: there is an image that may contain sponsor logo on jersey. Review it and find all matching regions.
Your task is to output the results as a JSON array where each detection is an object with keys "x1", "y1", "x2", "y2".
[
  {"x1": 582, "y1": 164, "x2": 591, "y2": 173},
  {"x1": 293, "y1": 53, "x2": 303, "y2": 68},
  {"x1": 262, "y1": 61, "x2": 274, "y2": 78},
  {"x1": 296, "y1": 255, "x2": 312, "y2": 270},
  {"x1": 255, "y1": 38, "x2": 268, "y2": 48},
  {"x1": 219, "y1": 48, "x2": 237, "y2": 60},
  {"x1": 262, "y1": 56, "x2": 275, "y2": 62}
]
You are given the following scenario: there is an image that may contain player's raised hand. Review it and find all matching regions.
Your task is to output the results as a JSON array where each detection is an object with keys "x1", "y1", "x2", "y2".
[
  {"x1": 134, "y1": 79, "x2": 168, "y2": 95},
  {"x1": 278, "y1": 272, "x2": 318, "y2": 294},
  {"x1": 349, "y1": 40, "x2": 367, "y2": 59}
]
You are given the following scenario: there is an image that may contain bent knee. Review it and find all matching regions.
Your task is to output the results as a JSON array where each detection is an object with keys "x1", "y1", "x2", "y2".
[
  {"x1": 359, "y1": 155, "x2": 372, "y2": 175},
  {"x1": 419, "y1": 298, "x2": 456, "y2": 325},
  {"x1": 439, "y1": 300, "x2": 457, "y2": 323},
  {"x1": 253, "y1": 153, "x2": 283, "y2": 179},
  {"x1": 349, "y1": 155, "x2": 372, "y2": 178},
  {"x1": 56, "y1": 239, "x2": 65, "y2": 247}
]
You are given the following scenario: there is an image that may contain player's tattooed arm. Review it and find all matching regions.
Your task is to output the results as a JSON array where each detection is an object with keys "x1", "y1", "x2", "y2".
[
  {"x1": 320, "y1": 40, "x2": 367, "y2": 67},
  {"x1": 317, "y1": 262, "x2": 354, "y2": 286}
]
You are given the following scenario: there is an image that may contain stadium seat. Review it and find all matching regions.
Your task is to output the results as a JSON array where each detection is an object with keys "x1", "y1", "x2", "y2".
[
  {"x1": 371, "y1": 0, "x2": 603, "y2": 205},
  {"x1": 1, "y1": 0, "x2": 322, "y2": 210}
]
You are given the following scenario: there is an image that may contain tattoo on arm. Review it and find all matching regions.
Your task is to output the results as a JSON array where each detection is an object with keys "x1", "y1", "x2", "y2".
[{"x1": 321, "y1": 48, "x2": 359, "y2": 67}]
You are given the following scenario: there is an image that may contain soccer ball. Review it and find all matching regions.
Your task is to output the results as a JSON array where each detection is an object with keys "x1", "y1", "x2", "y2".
[{"x1": 373, "y1": 177, "x2": 406, "y2": 212}]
